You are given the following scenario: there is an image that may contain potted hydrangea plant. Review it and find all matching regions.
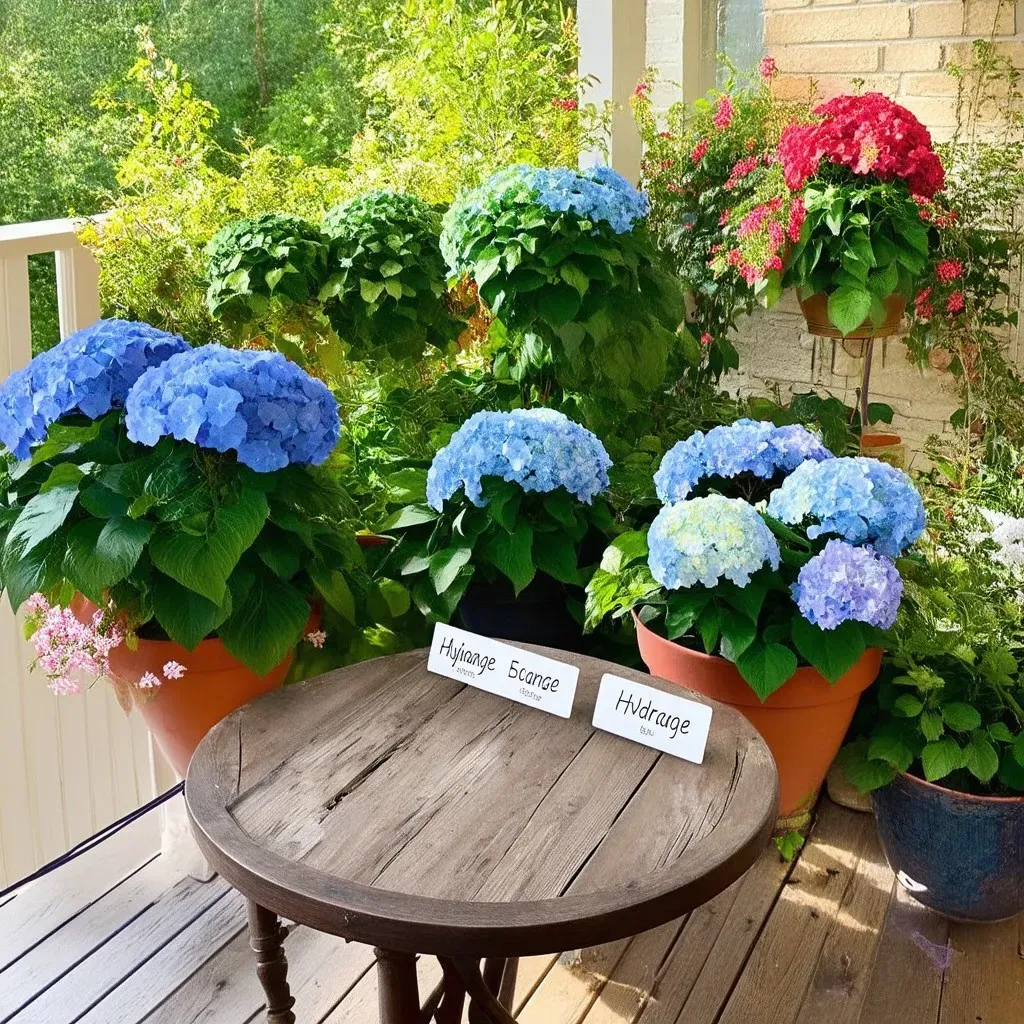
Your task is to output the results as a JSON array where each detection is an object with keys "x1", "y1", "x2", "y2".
[
  {"x1": 380, "y1": 407, "x2": 613, "y2": 649},
  {"x1": 585, "y1": 419, "x2": 923, "y2": 816},
  {"x1": 0, "y1": 319, "x2": 364, "y2": 776}
]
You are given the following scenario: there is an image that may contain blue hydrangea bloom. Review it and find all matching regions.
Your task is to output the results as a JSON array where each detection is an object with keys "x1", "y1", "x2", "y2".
[
  {"x1": 648, "y1": 495, "x2": 781, "y2": 590},
  {"x1": 793, "y1": 539, "x2": 903, "y2": 630},
  {"x1": 0, "y1": 319, "x2": 188, "y2": 459},
  {"x1": 125, "y1": 345, "x2": 340, "y2": 472},
  {"x1": 654, "y1": 419, "x2": 833, "y2": 503},
  {"x1": 441, "y1": 164, "x2": 649, "y2": 273},
  {"x1": 767, "y1": 456, "x2": 925, "y2": 558},
  {"x1": 426, "y1": 408, "x2": 612, "y2": 510}
]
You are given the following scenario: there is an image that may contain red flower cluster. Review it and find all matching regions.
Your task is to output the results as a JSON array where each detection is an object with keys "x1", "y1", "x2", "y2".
[
  {"x1": 914, "y1": 287, "x2": 934, "y2": 320},
  {"x1": 778, "y1": 93, "x2": 945, "y2": 198},
  {"x1": 787, "y1": 195, "x2": 806, "y2": 241},
  {"x1": 551, "y1": 97, "x2": 578, "y2": 112},
  {"x1": 723, "y1": 155, "x2": 761, "y2": 189},
  {"x1": 713, "y1": 95, "x2": 735, "y2": 130},
  {"x1": 690, "y1": 137, "x2": 710, "y2": 163},
  {"x1": 935, "y1": 259, "x2": 963, "y2": 283},
  {"x1": 946, "y1": 291, "x2": 965, "y2": 315}
]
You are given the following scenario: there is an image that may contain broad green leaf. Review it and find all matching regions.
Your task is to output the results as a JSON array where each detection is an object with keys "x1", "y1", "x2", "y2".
[
  {"x1": 429, "y1": 545, "x2": 473, "y2": 594},
  {"x1": 697, "y1": 604, "x2": 722, "y2": 652},
  {"x1": 149, "y1": 488, "x2": 269, "y2": 604},
  {"x1": 79, "y1": 484, "x2": 129, "y2": 519},
  {"x1": 533, "y1": 532, "x2": 579, "y2": 585},
  {"x1": 309, "y1": 563, "x2": 357, "y2": 623},
  {"x1": 379, "y1": 259, "x2": 403, "y2": 278},
  {"x1": 920, "y1": 737, "x2": 965, "y2": 782},
  {"x1": 941, "y1": 702, "x2": 983, "y2": 733},
  {"x1": 27, "y1": 421, "x2": 101, "y2": 468},
  {"x1": 893, "y1": 694, "x2": 924, "y2": 717},
  {"x1": 665, "y1": 589, "x2": 711, "y2": 640},
  {"x1": 867, "y1": 726, "x2": 914, "y2": 771},
  {"x1": 359, "y1": 278, "x2": 385, "y2": 303},
  {"x1": 538, "y1": 284, "x2": 582, "y2": 327},
  {"x1": 717, "y1": 580, "x2": 766, "y2": 623},
  {"x1": 64, "y1": 517, "x2": 154, "y2": 600},
  {"x1": 41, "y1": 463, "x2": 85, "y2": 493},
  {"x1": 998, "y1": 747, "x2": 1024, "y2": 791},
  {"x1": 599, "y1": 531, "x2": 648, "y2": 573},
  {"x1": 559, "y1": 262, "x2": 589, "y2": 297},
  {"x1": 963, "y1": 732, "x2": 1000, "y2": 783},
  {"x1": 791, "y1": 617, "x2": 865, "y2": 684},
  {"x1": 5, "y1": 483, "x2": 79, "y2": 556},
  {"x1": 542, "y1": 489, "x2": 577, "y2": 528},
  {"x1": 836, "y1": 739, "x2": 897, "y2": 793},
  {"x1": 736, "y1": 641, "x2": 798, "y2": 701},
  {"x1": 482, "y1": 521, "x2": 534, "y2": 595},
  {"x1": 380, "y1": 504, "x2": 439, "y2": 531},
  {"x1": 374, "y1": 578, "x2": 411, "y2": 618},
  {"x1": 919, "y1": 709, "x2": 944, "y2": 742},
  {"x1": 827, "y1": 287, "x2": 873, "y2": 337},
  {"x1": 152, "y1": 575, "x2": 232, "y2": 650},
  {"x1": 987, "y1": 722, "x2": 1016, "y2": 744},
  {"x1": 4, "y1": 536, "x2": 59, "y2": 611},
  {"x1": 718, "y1": 609, "x2": 757, "y2": 662}
]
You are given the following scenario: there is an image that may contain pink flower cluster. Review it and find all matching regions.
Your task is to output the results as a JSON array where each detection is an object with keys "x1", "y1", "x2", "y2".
[
  {"x1": 690, "y1": 137, "x2": 710, "y2": 163},
  {"x1": 778, "y1": 93, "x2": 945, "y2": 198},
  {"x1": 759, "y1": 56, "x2": 778, "y2": 80},
  {"x1": 25, "y1": 594, "x2": 125, "y2": 696},
  {"x1": 713, "y1": 95, "x2": 735, "y2": 131},
  {"x1": 305, "y1": 630, "x2": 328, "y2": 649},
  {"x1": 935, "y1": 259, "x2": 963, "y2": 283},
  {"x1": 723, "y1": 155, "x2": 761, "y2": 190}
]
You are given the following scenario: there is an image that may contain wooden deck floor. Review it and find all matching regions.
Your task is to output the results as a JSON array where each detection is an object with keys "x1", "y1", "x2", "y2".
[{"x1": 1, "y1": 796, "x2": 1021, "y2": 1024}]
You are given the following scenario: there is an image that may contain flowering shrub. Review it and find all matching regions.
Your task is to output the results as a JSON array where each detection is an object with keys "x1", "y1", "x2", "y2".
[
  {"x1": 320, "y1": 190, "x2": 463, "y2": 362},
  {"x1": 125, "y1": 344, "x2": 340, "y2": 472},
  {"x1": 586, "y1": 419, "x2": 916, "y2": 699},
  {"x1": 653, "y1": 419, "x2": 831, "y2": 503},
  {"x1": 440, "y1": 163, "x2": 689, "y2": 423},
  {"x1": 632, "y1": 62, "x2": 808, "y2": 375},
  {"x1": 780, "y1": 94, "x2": 943, "y2": 337},
  {"x1": 0, "y1": 319, "x2": 188, "y2": 459},
  {"x1": 0, "y1": 323, "x2": 375, "y2": 680},
  {"x1": 648, "y1": 495, "x2": 780, "y2": 590},
  {"x1": 381, "y1": 408, "x2": 614, "y2": 620}
]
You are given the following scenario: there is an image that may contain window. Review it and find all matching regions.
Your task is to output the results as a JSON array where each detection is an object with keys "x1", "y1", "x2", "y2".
[{"x1": 699, "y1": 0, "x2": 765, "y2": 90}]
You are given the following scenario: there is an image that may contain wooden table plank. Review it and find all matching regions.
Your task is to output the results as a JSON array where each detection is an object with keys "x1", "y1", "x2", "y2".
[
  {"x1": 938, "y1": 915, "x2": 1024, "y2": 1024},
  {"x1": 855, "y1": 884, "x2": 950, "y2": 1024}
]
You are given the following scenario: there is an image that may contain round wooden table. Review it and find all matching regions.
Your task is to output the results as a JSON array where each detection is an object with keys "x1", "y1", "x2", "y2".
[{"x1": 185, "y1": 647, "x2": 778, "y2": 1024}]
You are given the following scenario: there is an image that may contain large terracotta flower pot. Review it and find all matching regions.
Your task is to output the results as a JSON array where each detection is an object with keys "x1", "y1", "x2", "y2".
[
  {"x1": 73, "y1": 596, "x2": 310, "y2": 777},
  {"x1": 873, "y1": 772, "x2": 1024, "y2": 921},
  {"x1": 634, "y1": 614, "x2": 881, "y2": 817},
  {"x1": 799, "y1": 292, "x2": 906, "y2": 339}
]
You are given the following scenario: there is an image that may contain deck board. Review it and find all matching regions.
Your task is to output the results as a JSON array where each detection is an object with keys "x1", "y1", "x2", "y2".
[{"x1": 4, "y1": 798, "x2": 1021, "y2": 1024}]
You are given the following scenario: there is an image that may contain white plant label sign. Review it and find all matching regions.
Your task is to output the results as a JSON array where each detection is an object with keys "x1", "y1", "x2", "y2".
[
  {"x1": 427, "y1": 623, "x2": 578, "y2": 718},
  {"x1": 591, "y1": 673, "x2": 713, "y2": 764}
]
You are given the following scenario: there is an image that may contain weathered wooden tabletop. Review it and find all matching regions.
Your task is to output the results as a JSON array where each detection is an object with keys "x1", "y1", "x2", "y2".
[{"x1": 185, "y1": 646, "x2": 778, "y2": 959}]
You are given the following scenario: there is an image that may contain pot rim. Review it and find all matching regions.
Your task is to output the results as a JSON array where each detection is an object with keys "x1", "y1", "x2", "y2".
[
  {"x1": 893, "y1": 769, "x2": 1024, "y2": 805},
  {"x1": 860, "y1": 432, "x2": 902, "y2": 447}
]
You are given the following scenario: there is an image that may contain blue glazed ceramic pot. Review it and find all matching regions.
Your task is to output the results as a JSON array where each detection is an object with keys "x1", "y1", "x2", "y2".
[{"x1": 873, "y1": 772, "x2": 1024, "y2": 922}]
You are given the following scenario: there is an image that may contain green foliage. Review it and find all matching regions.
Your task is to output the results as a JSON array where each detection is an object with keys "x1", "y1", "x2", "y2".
[
  {"x1": 205, "y1": 214, "x2": 330, "y2": 324},
  {"x1": 0, "y1": 409, "x2": 386, "y2": 674},
  {"x1": 344, "y1": 0, "x2": 609, "y2": 205},
  {"x1": 784, "y1": 178, "x2": 930, "y2": 335},
  {"x1": 380, "y1": 476, "x2": 613, "y2": 623},
  {"x1": 321, "y1": 191, "x2": 463, "y2": 361}
]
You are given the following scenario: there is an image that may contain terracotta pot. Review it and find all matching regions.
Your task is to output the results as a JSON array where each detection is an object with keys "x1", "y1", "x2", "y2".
[
  {"x1": 799, "y1": 292, "x2": 906, "y2": 339},
  {"x1": 73, "y1": 595, "x2": 312, "y2": 777},
  {"x1": 859, "y1": 432, "x2": 906, "y2": 469},
  {"x1": 634, "y1": 614, "x2": 881, "y2": 817},
  {"x1": 873, "y1": 772, "x2": 1024, "y2": 921}
]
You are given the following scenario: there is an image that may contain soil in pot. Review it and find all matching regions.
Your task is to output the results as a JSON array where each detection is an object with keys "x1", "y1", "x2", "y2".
[
  {"x1": 458, "y1": 572, "x2": 586, "y2": 653},
  {"x1": 634, "y1": 613, "x2": 881, "y2": 817},
  {"x1": 799, "y1": 293, "x2": 906, "y2": 339},
  {"x1": 873, "y1": 772, "x2": 1024, "y2": 922}
]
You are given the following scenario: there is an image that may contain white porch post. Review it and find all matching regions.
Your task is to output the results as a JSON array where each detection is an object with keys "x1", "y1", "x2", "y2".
[{"x1": 577, "y1": 0, "x2": 648, "y2": 183}]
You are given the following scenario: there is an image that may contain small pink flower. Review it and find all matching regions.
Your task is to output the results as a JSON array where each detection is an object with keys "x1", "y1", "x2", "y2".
[
  {"x1": 163, "y1": 660, "x2": 187, "y2": 680},
  {"x1": 935, "y1": 259, "x2": 963, "y2": 283},
  {"x1": 551, "y1": 97, "x2": 578, "y2": 112},
  {"x1": 945, "y1": 291, "x2": 965, "y2": 315},
  {"x1": 690, "y1": 137, "x2": 709, "y2": 163},
  {"x1": 139, "y1": 672, "x2": 162, "y2": 689},
  {"x1": 25, "y1": 593, "x2": 50, "y2": 615},
  {"x1": 305, "y1": 630, "x2": 328, "y2": 649},
  {"x1": 713, "y1": 95, "x2": 734, "y2": 130},
  {"x1": 633, "y1": 81, "x2": 651, "y2": 99},
  {"x1": 759, "y1": 56, "x2": 778, "y2": 80},
  {"x1": 700, "y1": 332, "x2": 714, "y2": 346}
]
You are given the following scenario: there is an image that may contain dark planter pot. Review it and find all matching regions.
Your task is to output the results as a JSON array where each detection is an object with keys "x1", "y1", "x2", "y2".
[
  {"x1": 872, "y1": 772, "x2": 1024, "y2": 922},
  {"x1": 458, "y1": 572, "x2": 585, "y2": 653}
]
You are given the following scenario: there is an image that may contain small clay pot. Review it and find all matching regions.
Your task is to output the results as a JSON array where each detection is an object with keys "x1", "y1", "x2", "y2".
[{"x1": 860, "y1": 432, "x2": 906, "y2": 469}]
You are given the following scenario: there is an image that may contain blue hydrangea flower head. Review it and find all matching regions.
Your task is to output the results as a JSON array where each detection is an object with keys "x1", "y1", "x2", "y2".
[
  {"x1": 648, "y1": 495, "x2": 781, "y2": 590},
  {"x1": 125, "y1": 344, "x2": 340, "y2": 472},
  {"x1": 767, "y1": 456, "x2": 925, "y2": 557},
  {"x1": 654, "y1": 419, "x2": 833, "y2": 503},
  {"x1": 792, "y1": 539, "x2": 903, "y2": 630},
  {"x1": 426, "y1": 408, "x2": 612, "y2": 510},
  {"x1": 0, "y1": 318, "x2": 188, "y2": 459},
  {"x1": 441, "y1": 164, "x2": 649, "y2": 274}
]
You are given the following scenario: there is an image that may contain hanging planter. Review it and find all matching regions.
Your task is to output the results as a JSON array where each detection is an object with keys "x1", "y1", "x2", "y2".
[{"x1": 798, "y1": 293, "x2": 906, "y2": 340}]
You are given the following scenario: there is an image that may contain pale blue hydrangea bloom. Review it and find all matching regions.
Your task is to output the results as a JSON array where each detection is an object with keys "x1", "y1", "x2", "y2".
[
  {"x1": 0, "y1": 319, "x2": 188, "y2": 459},
  {"x1": 125, "y1": 345, "x2": 340, "y2": 472},
  {"x1": 654, "y1": 419, "x2": 833, "y2": 503},
  {"x1": 426, "y1": 408, "x2": 612, "y2": 510},
  {"x1": 441, "y1": 164, "x2": 649, "y2": 273},
  {"x1": 648, "y1": 495, "x2": 781, "y2": 590},
  {"x1": 767, "y1": 456, "x2": 925, "y2": 558},
  {"x1": 792, "y1": 539, "x2": 903, "y2": 630}
]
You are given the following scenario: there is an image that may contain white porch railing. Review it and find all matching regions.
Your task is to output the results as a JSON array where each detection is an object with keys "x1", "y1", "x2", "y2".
[{"x1": 0, "y1": 218, "x2": 163, "y2": 889}]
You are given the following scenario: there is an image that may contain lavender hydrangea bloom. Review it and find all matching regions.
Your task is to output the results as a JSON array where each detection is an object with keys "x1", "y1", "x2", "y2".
[
  {"x1": 654, "y1": 419, "x2": 832, "y2": 503},
  {"x1": 0, "y1": 319, "x2": 188, "y2": 459},
  {"x1": 767, "y1": 456, "x2": 925, "y2": 557},
  {"x1": 648, "y1": 495, "x2": 780, "y2": 590},
  {"x1": 441, "y1": 164, "x2": 649, "y2": 273},
  {"x1": 793, "y1": 539, "x2": 903, "y2": 630},
  {"x1": 125, "y1": 345, "x2": 340, "y2": 472},
  {"x1": 426, "y1": 408, "x2": 611, "y2": 510}
]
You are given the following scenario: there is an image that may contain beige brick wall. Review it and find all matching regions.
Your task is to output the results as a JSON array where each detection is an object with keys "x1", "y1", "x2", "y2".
[{"x1": 643, "y1": 0, "x2": 1023, "y2": 463}]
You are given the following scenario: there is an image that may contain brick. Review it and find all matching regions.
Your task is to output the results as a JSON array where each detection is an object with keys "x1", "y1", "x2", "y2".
[
  {"x1": 897, "y1": 93, "x2": 960, "y2": 126},
  {"x1": 765, "y1": 6, "x2": 911, "y2": 45},
  {"x1": 883, "y1": 41, "x2": 943, "y2": 71},
  {"x1": 814, "y1": 74, "x2": 902, "y2": 100},
  {"x1": 945, "y1": 40, "x2": 1024, "y2": 70},
  {"x1": 771, "y1": 44, "x2": 881, "y2": 73},
  {"x1": 900, "y1": 71, "x2": 961, "y2": 95},
  {"x1": 912, "y1": 1, "x2": 1016, "y2": 38},
  {"x1": 771, "y1": 75, "x2": 819, "y2": 102},
  {"x1": 764, "y1": 0, "x2": 811, "y2": 9}
]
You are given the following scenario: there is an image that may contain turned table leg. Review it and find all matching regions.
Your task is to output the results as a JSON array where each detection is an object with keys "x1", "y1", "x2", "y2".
[
  {"x1": 247, "y1": 901, "x2": 296, "y2": 1024},
  {"x1": 375, "y1": 947, "x2": 421, "y2": 1024}
]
